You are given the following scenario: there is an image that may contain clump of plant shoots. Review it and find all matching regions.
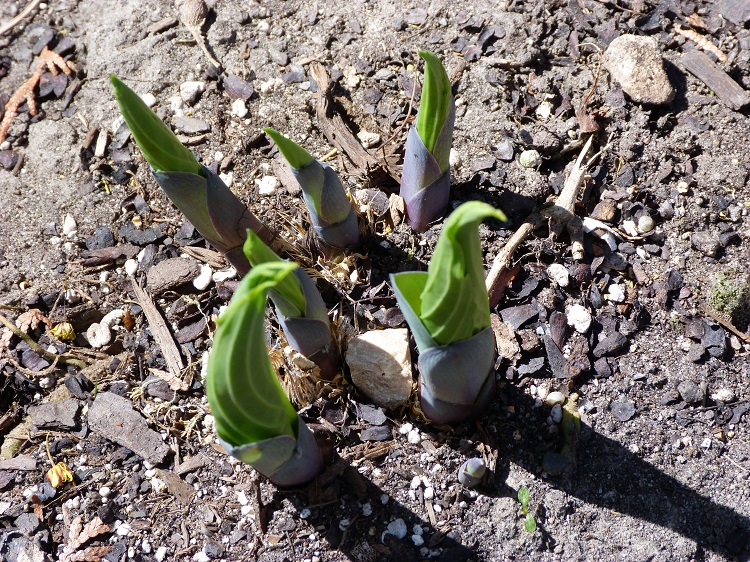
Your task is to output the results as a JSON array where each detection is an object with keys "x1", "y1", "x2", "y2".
[{"x1": 518, "y1": 487, "x2": 537, "y2": 533}]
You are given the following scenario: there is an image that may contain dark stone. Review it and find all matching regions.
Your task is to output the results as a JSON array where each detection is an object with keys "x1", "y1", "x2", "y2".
[
  {"x1": 544, "y1": 335, "x2": 568, "y2": 379},
  {"x1": 0, "y1": 471, "x2": 14, "y2": 491},
  {"x1": 0, "y1": 150, "x2": 18, "y2": 170},
  {"x1": 98, "y1": 503, "x2": 116, "y2": 524},
  {"x1": 686, "y1": 342, "x2": 706, "y2": 362},
  {"x1": 268, "y1": 46, "x2": 289, "y2": 66},
  {"x1": 146, "y1": 257, "x2": 201, "y2": 294},
  {"x1": 282, "y1": 65, "x2": 306, "y2": 83},
  {"x1": 21, "y1": 348, "x2": 51, "y2": 371},
  {"x1": 85, "y1": 226, "x2": 115, "y2": 250},
  {"x1": 222, "y1": 74, "x2": 255, "y2": 102},
  {"x1": 404, "y1": 7, "x2": 428, "y2": 25},
  {"x1": 144, "y1": 379, "x2": 174, "y2": 401},
  {"x1": 470, "y1": 157, "x2": 495, "y2": 173},
  {"x1": 29, "y1": 399, "x2": 80, "y2": 430},
  {"x1": 677, "y1": 380, "x2": 705, "y2": 404},
  {"x1": 499, "y1": 304, "x2": 538, "y2": 330},
  {"x1": 14, "y1": 512, "x2": 41, "y2": 535},
  {"x1": 701, "y1": 322, "x2": 726, "y2": 358},
  {"x1": 593, "y1": 333, "x2": 628, "y2": 358},
  {"x1": 594, "y1": 357, "x2": 613, "y2": 378},
  {"x1": 589, "y1": 284, "x2": 603, "y2": 309},
  {"x1": 615, "y1": 165, "x2": 635, "y2": 187},
  {"x1": 610, "y1": 400, "x2": 636, "y2": 422},
  {"x1": 64, "y1": 373, "x2": 94, "y2": 399},
  {"x1": 360, "y1": 426, "x2": 392, "y2": 442},
  {"x1": 36, "y1": 482, "x2": 56, "y2": 502},
  {"x1": 174, "y1": 220, "x2": 198, "y2": 245},
  {"x1": 719, "y1": 230, "x2": 740, "y2": 247},
  {"x1": 690, "y1": 231, "x2": 721, "y2": 257},
  {"x1": 175, "y1": 319, "x2": 207, "y2": 344},
  {"x1": 494, "y1": 138, "x2": 514, "y2": 161},
  {"x1": 659, "y1": 390, "x2": 680, "y2": 405},
  {"x1": 118, "y1": 222, "x2": 161, "y2": 246},
  {"x1": 517, "y1": 356, "x2": 545, "y2": 376},
  {"x1": 549, "y1": 311, "x2": 568, "y2": 348},
  {"x1": 355, "y1": 403, "x2": 387, "y2": 425}
]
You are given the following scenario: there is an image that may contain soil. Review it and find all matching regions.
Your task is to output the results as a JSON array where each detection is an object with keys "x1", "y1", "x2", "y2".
[{"x1": 1, "y1": 1, "x2": 750, "y2": 561}]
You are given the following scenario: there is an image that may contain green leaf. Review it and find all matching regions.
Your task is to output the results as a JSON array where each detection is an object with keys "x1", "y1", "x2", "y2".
[
  {"x1": 524, "y1": 514, "x2": 537, "y2": 533},
  {"x1": 518, "y1": 486, "x2": 530, "y2": 509},
  {"x1": 415, "y1": 51, "x2": 452, "y2": 155},
  {"x1": 243, "y1": 230, "x2": 306, "y2": 318},
  {"x1": 264, "y1": 128, "x2": 314, "y2": 170},
  {"x1": 110, "y1": 75, "x2": 202, "y2": 175},
  {"x1": 206, "y1": 262, "x2": 299, "y2": 448},
  {"x1": 419, "y1": 201, "x2": 506, "y2": 345}
]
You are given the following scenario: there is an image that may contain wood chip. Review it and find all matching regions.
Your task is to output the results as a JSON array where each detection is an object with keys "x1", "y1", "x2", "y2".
[
  {"x1": 149, "y1": 367, "x2": 189, "y2": 392},
  {"x1": 681, "y1": 50, "x2": 750, "y2": 110},
  {"x1": 131, "y1": 282, "x2": 185, "y2": 380},
  {"x1": 155, "y1": 469, "x2": 196, "y2": 507}
]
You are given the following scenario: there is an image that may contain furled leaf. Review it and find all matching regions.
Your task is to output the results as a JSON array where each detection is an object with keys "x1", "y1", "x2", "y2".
[
  {"x1": 264, "y1": 127, "x2": 313, "y2": 170},
  {"x1": 418, "y1": 201, "x2": 506, "y2": 345},
  {"x1": 524, "y1": 514, "x2": 537, "y2": 533},
  {"x1": 416, "y1": 51, "x2": 452, "y2": 159},
  {"x1": 206, "y1": 262, "x2": 299, "y2": 448},
  {"x1": 243, "y1": 230, "x2": 305, "y2": 318},
  {"x1": 518, "y1": 487, "x2": 530, "y2": 509},
  {"x1": 110, "y1": 75, "x2": 201, "y2": 175}
]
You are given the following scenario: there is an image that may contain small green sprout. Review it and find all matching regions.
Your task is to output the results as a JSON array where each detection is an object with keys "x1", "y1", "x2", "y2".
[
  {"x1": 400, "y1": 51, "x2": 456, "y2": 232},
  {"x1": 243, "y1": 230, "x2": 339, "y2": 379},
  {"x1": 264, "y1": 127, "x2": 359, "y2": 254},
  {"x1": 391, "y1": 201, "x2": 506, "y2": 424},
  {"x1": 111, "y1": 75, "x2": 281, "y2": 274},
  {"x1": 518, "y1": 487, "x2": 537, "y2": 533},
  {"x1": 206, "y1": 261, "x2": 323, "y2": 486}
]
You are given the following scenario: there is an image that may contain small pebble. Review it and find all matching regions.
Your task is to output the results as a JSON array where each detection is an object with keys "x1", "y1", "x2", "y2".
[
  {"x1": 231, "y1": 98, "x2": 248, "y2": 118},
  {"x1": 610, "y1": 400, "x2": 636, "y2": 422},
  {"x1": 566, "y1": 304, "x2": 592, "y2": 334},
  {"x1": 124, "y1": 259, "x2": 138, "y2": 276},
  {"x1": 179, "y1": 81, "x2": 206, "y2": 105},
  {"x1": 549, "y1": 404, "x2": 563, "y2": 424},
  {"x1": 407, "y1": 429, "x2": 421, "y2": 444},
  {"x1": 385, "y1": 518, "x2": 408, "y2": 540},
  {"x1": 356, "y1": 130, "x2": 381, "y2": 148},
  {"x1": 546, "y1": 263, "x2": 570, "y2": 287},
  {"x1": 256, "y1": 175, "x2": 278, "y2": 195},
  {"x1": 449, "y1": 148, "x2": 462, "y2": 168},
  {"x1": 545, "y1": 391, "x2": 566, "y2": 406},
  {"x1": 193, "y1": 265, "x2": 213, "y2": 290},
  {"x1": 412, "y1": 535, "x2": 425, "y2": 546},
  {"x1": 155, "y1": 547, "x2": 168, "y2": 562},
  {"x1": 519, "y1": 149, "x2": 541, "y2": 168},
  {"x1": 213, "y1": 268, "x2": 237, "y2": 283},
  {"x1": 410, "y1": 476, "x2": 421, "y2": 489},
  {"x1": 606, "y1": 284, "x2": 626, "y2": 303},
  {"x1": 62, "y1": 214, "x2": 77, "y2": 237},
  {"x1": 99, "y1": 486, "x2": 111, "y2": 498},
  {"x1": 711, "y1": 388, "x2": 735, "y2": 403},
  {"x1": 637, "y1": 214, "x2": 654, "y2": 233}
]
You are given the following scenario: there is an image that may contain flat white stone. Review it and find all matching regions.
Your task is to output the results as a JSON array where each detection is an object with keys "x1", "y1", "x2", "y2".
[
  {"x1": 546, "y1": 263, "x2": 570, "y2": 287},
  {"x1": 566, "y1": 304, "x2": 592, "y2": 334},
  {"x1": 193, "y1": 264, "x2": 213, "y2": 290},
  {"x1": 256, "y1": 175, "x2": 279, "y2": 195},
  {"x1": 346, "y1": 328, "x2": 412, "y2": 408}
]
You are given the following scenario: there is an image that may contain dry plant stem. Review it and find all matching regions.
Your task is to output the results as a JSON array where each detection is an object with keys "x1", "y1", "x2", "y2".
[
  {"x1": 176, "y1": 0, "x2": 222, "y2": 71},
  {"x1": 0, "y1": 312, "x2": 87, "y2": 369},
  {"x1": 0, "y1": 0, "x2": 42, "y2": 36},
  {"x1": 131, "y1": 281, "x2": 185, "y2": 379},
  {"x1": 485, "y1": 136, "x2": 594, "y2": 308},
  {"x1": 0, "y1": 46, "x2": 72, "y2": 144},
  {"x1": 309, "y1": 63, "x2": 395, "y2": 185},
  {"x1": 673, "y1": 23, "x2": 727, "y2": 63}
]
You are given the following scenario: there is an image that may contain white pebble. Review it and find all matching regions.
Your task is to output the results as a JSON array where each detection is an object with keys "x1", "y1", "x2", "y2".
[
  {"x1": 622, "y1": 219, "x2": 638, "y2": 237},
  {"x1": 356, "y1": 130, "x2": 381, "y2": 149},
  {"x1": 407, "y1": 429, "x2": 421, "y2": 444},
  {"x1": 423, "y1": 487, "x2": 434, "y2": 500},
  {"x1": 231, "y1": 98, "x2": 248, "y2": 118},
  {"x1": 179, "y1": 81, "x2": 206, "y2": 105},
  {"x1": 62, "y1": 214, "x2": 77, "y2": 237},
  {"x1": 637, "y1": 214, "x2": 654, "y2": 233},
  {"x1": 99, "y1": 486, "x2": 111, "y2": 498},
  {"x1": 101, "y1": 309, "x2": 124, "y2": 328},
  {"x1": 449, "y1": 148, "x2": 462, "y2": 168},
  {"x1": 566, "y1": 304, "x2": 592, "y2": 334},
  {"x1": 519, "y1": 149, "x2": 541, "y2": 168},
  {"x1": 86, "y1": 323, "x2": 112, "y2": 348},
  {"x1": 385, "y1": 518, "x2": 408, "y2": 540},
  {"x1": 141, "y1": 540, "x2": 152, "y2": 554},
  {"x1": 380, "y1": 494, "x2": 389, "y2": 505},
  {"x1": 711, "y1": 388, "x2": 735, "y2": 403},
  {"x1": 124, "y1": 259, "x2": 138, "y2": 276},
  {"x1": 140, "y1": 93, "x2": 157, "y2": 108},
  {"x1": 362, "y1": 503, "x2": 373, "y2": 516},
  {"x1": 193, "y1": 552, "x2": 210, "y2": 562},
  {"x1": 546, "y1": 263, "x2": 570, "y2": 287},
  {"x1": 155, "y1": 547, "x2": 168, "y2": 562},
  {"x1": 213, "y1": 267, "x2": 238, "y2": 283},
  {"x1": 399, "y1": 423, "x2": 413, "y2": 435},
  {"x1": 94, "y1": 130, "x2": 108, "y2": 158},
  {"x1": 410, "y1": 476, "x2": 422, "y2": 489},
  {"x1": 545, "y1": 391, "x2": 566, "y2": 406},
  {"x1": 193, "y1": 265, "x2": 213, "y2": 290},
  {"x1": 116, "y1": 522, "x2": 131, "y2": 537},
  {"x1": 300, "y1": 508, "x2": 311, "y2": 519},
  {"x1": 606, "y1": 284, "x2": 626, "y2": 303},
  {"x1": 219, "y1": 171, "x2": 233, "y2": 188},
  {"x1": 256, "y1": 175, "x2": 279, "y2": 195},
  {"x1": 411, "y1": 535, "x2": 425, "y2": 546}
]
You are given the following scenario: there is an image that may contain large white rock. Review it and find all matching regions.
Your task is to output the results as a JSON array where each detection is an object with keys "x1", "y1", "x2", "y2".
[
  {"x1": 346, "y1": 328, "x2": 412, "y2": 408},
  {"x1": 604, "y1": 35, "x2": 675, "y2": 105}
]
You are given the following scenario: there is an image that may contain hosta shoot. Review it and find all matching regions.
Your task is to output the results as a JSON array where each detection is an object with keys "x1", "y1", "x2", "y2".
[
  {"x1": 400, "y1": 51, "x2": 456, "y2": 232},
  {"x1": 391, "y1": 201, "x2": 506, "y2": 424},
  {"x1": 206, "y1": 261, "x2": 323, "y2": 486},
  {"x1": 264, "y1": 128, "x2": 359, "y2": 254},
  {"x1": 111, "y1": 75, "x2": 281, "y2": 274},
  {"x1": 243, "y1": 230, "x2": 339, "y2": 380}
]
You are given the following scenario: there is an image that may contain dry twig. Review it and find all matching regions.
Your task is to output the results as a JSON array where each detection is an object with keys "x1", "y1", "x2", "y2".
[
  {"x1": 485, "y1": 136, "x2": 595, "y2": 308},
  {"x1": 0, "y1": 46, "x2": 72, "y2": 144},
  {"x1": 0, "y1": 311, "x2": 87, "y2": 369},
  {"x1": 0, "y1": 0, "x2": 42, "y2": 36}
]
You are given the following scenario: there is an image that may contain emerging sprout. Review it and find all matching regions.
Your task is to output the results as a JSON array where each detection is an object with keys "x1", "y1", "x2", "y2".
[
  {"x1": 400, "y1": 51, "x2": 456, "y2": 232},
  {"x1": 518, "y1": 487, "x2": 537, "y2": 533},
  {"x1": 264, "y1": 127, "x2": 359, "y2": 255},
  {"x1": 111, "y1": 75, "x2": 280, "y2": 275},
  {"x1": 244, "y1": 230, "x2": 339, "y2": 380},
  {"x1": 206, "y1": 261, "x2": 324, "y2": 486},
  {"x1": 391, "y1": 202, "x2": 506, "y2": 424},
  {"x1": 458, "y1": 457, "x2": 486, "y2": 488}
]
